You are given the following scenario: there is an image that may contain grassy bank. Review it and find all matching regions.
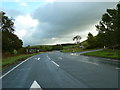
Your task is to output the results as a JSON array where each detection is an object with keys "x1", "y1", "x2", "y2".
[
  {"x1": 81, "y1": 49, "x2": 120, "y2": 60},
  {"x1": 2, "y1": 53, "x2": 39, "y2": 70}
]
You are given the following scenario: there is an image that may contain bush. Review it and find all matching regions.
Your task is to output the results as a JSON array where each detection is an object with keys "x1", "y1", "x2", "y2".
[
  {"x1": 13, "y1": 49, "x2": 17, "y2": 55},
  {"x1": 18, "y1": 48, "x2": 26, "y2": 54}
]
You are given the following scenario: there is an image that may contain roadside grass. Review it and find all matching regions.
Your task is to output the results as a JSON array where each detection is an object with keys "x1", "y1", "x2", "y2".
[
  {"x1": 61, "y1": 48, "x2": 83, "y2": 53},
  {"x1": 1, "y1": 53, "x2": 39, "y2": 70},
  {"x1": 81, "y1": 49, "x2": 120, "y2": 60},
  {"x1": 61, "y1": 47, "x2": 102, "y2": 53}
]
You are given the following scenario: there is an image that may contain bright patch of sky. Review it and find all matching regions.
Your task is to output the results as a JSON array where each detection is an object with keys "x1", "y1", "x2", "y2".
[{"x1": 2, "y1": 2, "x2": 44, "y2": 13}]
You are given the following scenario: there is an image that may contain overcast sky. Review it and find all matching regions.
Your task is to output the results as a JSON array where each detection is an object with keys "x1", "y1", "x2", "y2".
[{"x1": 1, "y1": 0, "x2": 117, "y2": 46}]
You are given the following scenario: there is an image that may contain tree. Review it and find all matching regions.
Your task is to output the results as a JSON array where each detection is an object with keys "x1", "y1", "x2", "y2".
[
  {"x1": 73, "y1": 35, "x2": 81, "y2": 44},
  {"x1": 87, "y1": 32, "x2": 97, "y2": 48},
  {"x1": 2, "y1": 31, "x2": 23, "y2": 52},
  {"x1": 0, "y1": 11, "x2": 23, "y2": 52},
  {"x1": 0, "y1": 11, "x2": 15, "y2": 33},
  {"x1": 95, "y1": 3, "x2": 120, "y2": 47}
]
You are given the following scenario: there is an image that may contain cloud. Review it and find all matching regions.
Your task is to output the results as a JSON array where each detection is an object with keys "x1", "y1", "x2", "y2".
[
  {"x1": 20, "y1": 2, "x2": 27, "y2": 6},
  {"x1": 14, "y1": 14, "x2": 39, "y2": 45},
  {"x1": 6, "y1": 2, "x2": 117, "y2": 46},
  {"x1": 30, "y1": 2, "x2": 117, "y2": 45}
]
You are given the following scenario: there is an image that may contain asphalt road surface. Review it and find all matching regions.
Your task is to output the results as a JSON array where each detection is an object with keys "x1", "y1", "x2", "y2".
[{"x1": 1, "y1": 51, "x2": 119, "y2": 89}]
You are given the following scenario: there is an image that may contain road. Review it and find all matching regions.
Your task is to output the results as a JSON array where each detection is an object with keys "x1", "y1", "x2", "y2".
[{"x1": 1, "y1": 51, "x2": 119, "y2": 89}]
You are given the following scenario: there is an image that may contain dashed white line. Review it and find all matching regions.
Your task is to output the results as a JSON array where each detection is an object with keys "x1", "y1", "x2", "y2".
[
  {"x1": 38, "y1": 58, "x2": 40, "y2": 60},
  {"x1": 30, "y1": 80, "x2": 42, "y2": 90},
  {"x1": 51, "y1": 61, "x2": 60, "y2": 67},
  {"x1": 81, "y1": 60, "x2": 99, "y2": 65},
  {"x1": 115, "y1": 67, "x2": 120, "y2": 69},
  {"x1": 58, "y1": 57, "x2": 62, "y2": 60},
  {"x1": 47, "y1": 55, "x2": 51, "y2": 60},
  {"x1": 0, "y1": 56, "x2": 33, "y2": 79},
  {"x1": 70, "y1": 53, "x2": 79, "y2": 56},
  {"x1": 47, "y1": 54, "x2": 59, "y2": 67}
]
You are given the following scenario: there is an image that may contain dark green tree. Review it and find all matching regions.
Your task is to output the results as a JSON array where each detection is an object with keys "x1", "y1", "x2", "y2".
[
  {"x1": 0, "y1": 11, "x2": 23, "y2": 52},
  {"x1": 87, "y1": 32, "x2": 97, "y2": 48},
  {"x1": 73, "y1": 35, "x2": 81, "y2": 44},
  {"x1": 0, "y1": 11, "x2": 14, "y2": 33},
  {"x1": 95, "y1": 3, "x2": 120, "y2": 47}
]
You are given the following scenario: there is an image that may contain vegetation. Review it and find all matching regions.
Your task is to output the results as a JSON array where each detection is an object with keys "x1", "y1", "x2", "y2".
[
  {"x1": 86, "y1": 3, "x2": 120, "y2": 49},
  {"x1": 73, "y1": 35, "x2": 81, "y2": 44},
  {"x1": 81, "y1": 49, "x2": 120, "y2": 60},
  {"x1": 0, "y1": 11, "x2": 23, "y2": 53},
  {"x1": 61, "y1": 3, "x2": 120, "y2": 54},
  {"x1": 26, "y1": 44, "x2": 63, "y2": 52},
  {"x1": 2, "y1": 53, "x2": 38, "y2": 70}
]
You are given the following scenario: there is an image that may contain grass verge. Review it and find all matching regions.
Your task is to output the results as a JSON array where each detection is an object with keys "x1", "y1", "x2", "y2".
[
  {"x1": 81, "y1": 49, "x2": 120, "y2": 60},
  {"x1": 1, "y1": 53, "x2": 39, "y2": 70},
  {"x1": 60, "y1": 48, "x2": 101, "y2": 53}
]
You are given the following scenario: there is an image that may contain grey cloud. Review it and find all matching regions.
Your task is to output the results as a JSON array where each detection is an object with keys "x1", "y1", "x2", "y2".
[
  {"x1": 16, "y1": 2, "x2": 117, "y2": 46},
  {"x1": 31, "y1": 2, "x2": 117, "y2": 44}
]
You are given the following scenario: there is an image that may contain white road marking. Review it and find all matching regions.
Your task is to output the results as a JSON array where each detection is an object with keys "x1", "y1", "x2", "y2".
[
  {"x1": 81, "y1": 60, "x2": 99, "y2": 65},
  {"x1": 47, "y1": 55, "x2": 51, "y2": 60},
  {"x1": 58, "y1": 57, "x2": 62, "y2": 60},
  {"x1": 30, "y1": 80, "x2": 42, "y2": 90},
  {"x1": 105, "y1": 59, "x2": 120, "y2": 62},
  {"x1": 35, "y1": 58, "x2": 37, "y2": 59},
  {"x1": 70, "y1": 53, "x2": 79, "y2": 56},
  {"x1": 51, "y1": 61, "x2": 60, "y2": 67},
  {"x1": 38, "y1": 58, "x2": 40, "y2": 60},
  {"x1": 115, "y1": 67, "x2": 120, "y2": 69},
  {"x1": 46, "y1": 54, "x2": 59, "y2": 67},
  {"x1": 0, "y1": 56, "x2": 33, "y2": 79},
  {"x1": 70, "y1": 53, "x2": 74, "y2": 55}
]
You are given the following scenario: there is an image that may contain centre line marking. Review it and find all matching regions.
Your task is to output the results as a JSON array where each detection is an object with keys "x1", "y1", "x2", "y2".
[
  {"x1": 58, "y1": 57, "x2": 62, "y2": 60},
  {"x1": 38, "y1": 58, "x2": 40, "y2": 60},
  {"x1": 52, "y1": 61, "x2": 59, "y2": 67}
]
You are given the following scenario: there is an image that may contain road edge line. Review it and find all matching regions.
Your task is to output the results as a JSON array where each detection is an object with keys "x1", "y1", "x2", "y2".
[{"x1": 0, "y1": 56, "x2": 34, "y2": 79}]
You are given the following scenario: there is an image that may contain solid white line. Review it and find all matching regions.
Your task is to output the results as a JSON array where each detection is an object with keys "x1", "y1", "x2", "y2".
[
  {"x1": 30, "y1": 80, "x2": 42, "y2": 90},
  {"x1": 38, "y1": 58, "x2": 40, "y2": 60},
  {"x1": 0, "y1": 56, "x2": 33, "y2": 79},
  {"x1": 52, "y1": 61, "x2": 59, "y2": 67}
]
